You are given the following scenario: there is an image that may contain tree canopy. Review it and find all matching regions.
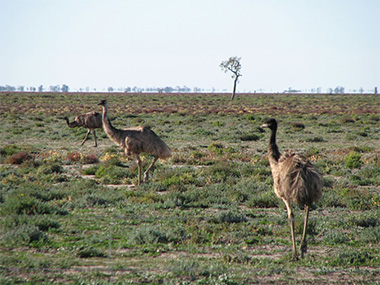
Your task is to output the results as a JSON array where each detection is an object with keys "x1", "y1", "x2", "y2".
[{"x1": 220, "y1": 56, "x2": 242, "y2": 100}]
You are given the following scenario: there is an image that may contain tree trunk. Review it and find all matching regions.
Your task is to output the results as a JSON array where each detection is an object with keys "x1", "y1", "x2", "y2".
[{"x1": 231, "y1": 76, "x2": 238, "y2": 100}]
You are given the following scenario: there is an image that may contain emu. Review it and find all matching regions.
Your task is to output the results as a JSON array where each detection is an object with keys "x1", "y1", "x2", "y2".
[
  {"x1": 63, "y1": 111, "x2": 103, "y2": 147},
  {"x1": 261, "y1": 118, "x2": 322, "y2": 259},
  {"x1": 98, "y1": 100, "x2": 171, "y2": 185}
]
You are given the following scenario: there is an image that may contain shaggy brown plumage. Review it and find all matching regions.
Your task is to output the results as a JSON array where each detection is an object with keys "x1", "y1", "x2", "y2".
[
  {"x1": 63, "y1": 111, "x2": 103, "y2": 147},
  {"x1": 98, "y1": 100, "x2": 171, "y2": 185},
  {"x1": 261, "y1": 118, "x2": 322, "y2": 259}
]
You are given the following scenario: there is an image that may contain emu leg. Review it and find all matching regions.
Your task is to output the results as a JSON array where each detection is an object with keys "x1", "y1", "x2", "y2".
[
  {"x1": 81, "y1": 129, "x2": 91, "y2": 146},
  {"x1": 93, "y1": 129, "x2": 97, "y2": 147},
  {"x1": 144, "y1": 157, "x2": 158, "y2": 182},
  {"x1": 283, "y1": 199, "x2": 298, "y2": 260},
  {"x1": 300, "y1": 205, "x2": 310, "y2": 259},
  {"x1": 136, "y1": 155, "x2": 142, "y2": 185}
]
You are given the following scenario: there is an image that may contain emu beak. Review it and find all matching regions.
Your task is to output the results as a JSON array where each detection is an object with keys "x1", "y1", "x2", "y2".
[{"x1": 261, "y1": 123, "x2": 268, "y2": 128}]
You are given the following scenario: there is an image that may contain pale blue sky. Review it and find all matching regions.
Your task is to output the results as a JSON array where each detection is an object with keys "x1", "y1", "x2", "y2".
[{"x1": 1, "y1": 0, "x2": 379, "y2": 92}]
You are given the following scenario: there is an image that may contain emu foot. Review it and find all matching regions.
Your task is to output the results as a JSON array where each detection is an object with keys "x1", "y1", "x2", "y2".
[
  {"x1": 300, "y1": 240, "x2": 308, "y2": 259},
  {"x1": 291, "y1": 252, "x2": 299, "y2": 261},
  {"x1": 143, "y1": 172, "x2": 149, "y2": 182}
]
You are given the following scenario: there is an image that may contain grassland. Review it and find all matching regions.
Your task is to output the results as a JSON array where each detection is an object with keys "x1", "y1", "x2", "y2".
[{"x1": 1, "y1": 91, "x2": 380, "y2": 284}]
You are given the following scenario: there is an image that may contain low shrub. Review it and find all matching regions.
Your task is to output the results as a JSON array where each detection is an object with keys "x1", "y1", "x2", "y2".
[
  {"x1": 213, "y1": 210, "x2": 248, "y2": 224},
  {"x1": 348, "y1": 213, "x2": 379, "y2": 228},
  {"x1": 83, "y1": 193, "x2": 113, "y2": 207},
  {"x1": 323, "y1": 230, "x2": 350, "y2": 245},
  {"x1": 213, "y1": 120, "x2": 224, "y2": 127},
  {"x1": 162, "y1": 174, "x2": 181, "y2": 187},
  {"x1": 83, "y1": 154, "x2": 99, "y2": 164},
  {"x1": 369, "y1": 114, "x2": 380, "y2": 121},
  {"x1": 34, "y1": 216, "x2": 61, "y2": 231},
  {"x1": 77, "y1": 247, "x2": 106, "y2": 258},
  {"x1": 240, "y1": 134, "x2": 260, "y2": 141},
  {"x1": 202, "y1": 162, "x2": 241, "y2": 184},
  {"x1": 246, "y1": 190, "x2": 278, "y2": 208},
  {"x1": 359, "y1": 164, "x2": 380, "y2": 180},
  {"x1": 3, "y1": 215, "x2": 61, "y2": 232},
  {"x1": 82, "y1": 165, "x2": 99, "y2": 175},
  {"x1": 157, "y1": 167, "x2": 198, "y2": 187},
  {"x1": 1, "y1": 182, "x2": 69, "y2": 216},
  {"x1": 319, "y1": 189, "x2": 346, "y2": 208},
  {"x1": 165, "y1": 187, "x2": 208, "y2": 209},
  {"x1": 305, "y1": 136, "x2": 326, "y2": 143},
  {"x1": 1, "y1": 195, "x2": 52, "y2": 215},
  {"x1": 208, "y1": 142, "x2": 224, "y2": 155},
  {"x1": 290, "y1": 122, "x2": 305, "y2": 130},
  {"x1": 208, "y1": 142, "x2": 236, "y2": 156},
  {"x1": 2, "y1": 225, "x2": 48, "y2": 246},
  {"x1": 100, "y1": 153, "x2": 124, "y2": 166},
  {"x1": 95, "y1": 164, "x2": 133, "y2": 184},
  {"x1": 62, "y1": 178, "x2": 100, "y2": 197},
  {"x1": 65, "y1": 152, "x2": 99, "y2": 164},
  {"x1": 339, "y1": 117, "x2": 355, "y2": 124},
  {"x1": 129, "y1": 226, "x2": 168, "y2": 245},
  {"x1": 65, "y1": 152, "x2": 81, "y2": 162},
  {"x1": 344, "y1": 151, "x2": 362, "y2": 169},
  {"x1": 360, "y1": 227, "x2": 380, "y2": 243},
  {"x1": 0, "y1": 144, "x2": 20, "y2": 157},
  {"x1": 330, "y1": 249, "x2": 372, "y2": 266},
  {"x1": 4, "y1": 151, "x2": 32, "y2": 165},
  {"x1": 349, "y1": 175, "x2": 373, "y2": 186},
  {"x1": 36, "y1": 163, "x2": 63, "y2": 175},
  {"x1": 339, "y1": 188, "x2": 373, "y2": 211},
  {"x1": 245, "y1": 114, "x2": 256, "y2": 121}
]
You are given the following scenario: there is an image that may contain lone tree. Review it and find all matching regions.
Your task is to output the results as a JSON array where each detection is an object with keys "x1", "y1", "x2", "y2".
[{"x1": 220, "y1": 56, "x2": 242, "y2": 100}]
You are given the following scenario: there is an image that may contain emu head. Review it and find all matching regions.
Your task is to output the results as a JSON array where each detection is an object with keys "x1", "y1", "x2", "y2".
[
  {"x1": 261, "y1": 118, "x2": 278, "y2": 131},
  {"x1": 98, "y1": 100, "x2": 107, "y2": 107}
]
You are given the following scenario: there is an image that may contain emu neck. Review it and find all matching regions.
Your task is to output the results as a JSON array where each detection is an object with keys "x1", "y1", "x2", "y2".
[
  {"x1": 101, "y1": 105, "x2": 115, "y2": 133},
  {"x1": 65, "y1": 118, "x2": 78, "y2": 128},
  {"x1": 101, "y1": 105, "x2": 123, "y2": 146},
  {"x1": 64, "y1": 118, "x2": 70, "y2": 126},
  {"x1": 268, "y1": 128, "x2": 281, "y2": 163}
]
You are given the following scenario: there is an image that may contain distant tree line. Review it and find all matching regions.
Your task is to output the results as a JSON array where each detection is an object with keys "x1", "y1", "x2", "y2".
[
  {"x1": 0, "y1": 84, "x2": 203, "y2": 93},
  {"x1": 0, "y1": 84, "x2": 377, "y2": 94},
  {"x1": 0, "y1": 84, "x2": 69, "y2": 92},
  {"x1": 113, "y1": 86, "x2": 194, "y2": 93}
]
